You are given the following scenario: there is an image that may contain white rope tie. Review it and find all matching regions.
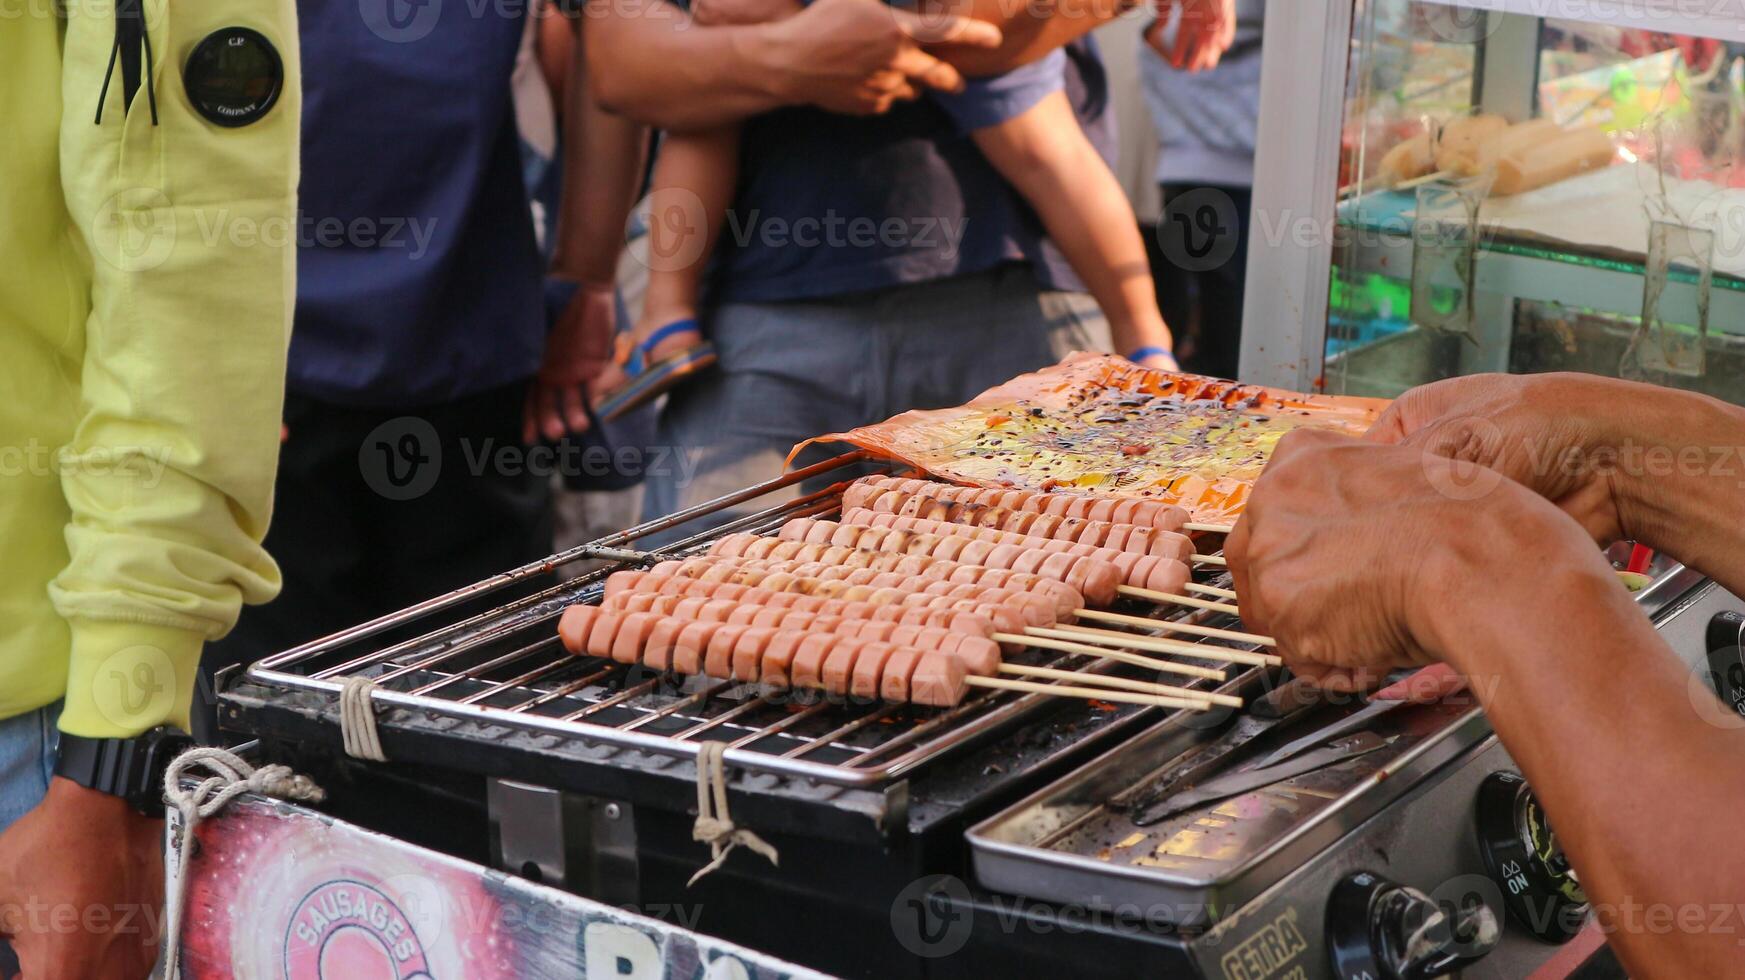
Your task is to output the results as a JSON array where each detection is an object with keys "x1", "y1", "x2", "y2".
[
  {"x1": 160, "y1": 747, "x2": 326, "y2": 977},
  {"x1": 340, "y1": 675, "x2": 387, "y2": 761},
  {"x1": 688, "y1": 741, "x2": 778, "y2": 886}
]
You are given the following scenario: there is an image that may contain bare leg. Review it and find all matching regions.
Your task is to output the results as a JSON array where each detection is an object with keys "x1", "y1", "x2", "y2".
[
  {"x1": 969, "y1": 92, "x2": 1175, "y2": 365},
  {"x1": 639, "y1": 125, "x2": 741, "y2": 354}
]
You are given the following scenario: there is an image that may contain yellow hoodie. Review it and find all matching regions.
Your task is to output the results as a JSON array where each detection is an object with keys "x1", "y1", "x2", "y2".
[{"x1": 1, "y1": 1, "x2": 298, "y2": 737}]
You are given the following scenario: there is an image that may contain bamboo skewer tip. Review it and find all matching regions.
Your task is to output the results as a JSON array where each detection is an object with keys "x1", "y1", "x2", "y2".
[
  {"x1": 967, "y1": 675, "x2": 1213, "y2": 711},
  {"x1": 996, "y1": 663, "x2": 1238, "y2": 708},
  {"x1": 1006, "y1": 630, "x2": 1227, "y2": 682},
  {"x1": 1117, "y1": 585, "x2": 1241, "y2": 616}
]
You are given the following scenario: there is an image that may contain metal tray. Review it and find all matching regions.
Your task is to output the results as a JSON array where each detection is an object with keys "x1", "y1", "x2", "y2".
[{"x1": 966, "y1": 683, "x2": 1492, "y2": 927}]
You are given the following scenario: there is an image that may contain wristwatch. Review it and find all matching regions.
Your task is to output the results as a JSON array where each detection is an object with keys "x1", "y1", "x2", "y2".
[{"x1": 53, "y1": 727, "x2": 193, "y2": 817}]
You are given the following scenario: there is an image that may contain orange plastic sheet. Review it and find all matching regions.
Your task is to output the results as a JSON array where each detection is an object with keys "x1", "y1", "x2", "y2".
[{"x1": 790, "y1": 352, "x2": 1390, "y2": 522}]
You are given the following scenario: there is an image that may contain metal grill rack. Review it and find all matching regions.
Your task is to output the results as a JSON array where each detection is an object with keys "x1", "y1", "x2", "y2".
[{"x1": 242, "y1": 453, "x2": 1258, "y2": 789}]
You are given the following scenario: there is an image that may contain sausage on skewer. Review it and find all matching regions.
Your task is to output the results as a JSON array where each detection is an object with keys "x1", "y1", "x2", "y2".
[
  {"x1": 707, "y1": 533, "x2": 1084, "y2": 613},
  {"x1": 557, "y1": 605, "x2": 969, "y2": 705},
  {"x1": 843, "y1": 477, "x2": 1191, "y2": 532},
  {"x1": 782, "y1": 517, "x2": 1189, "y2": 596},
  {"x1": 600, "y1": 571, "x2": 998, "y2": 638},
  {"x1": 597, "y1": 589, "x2": 1000, "y2": 675},
  {"x1": 648, "y1": 558, "x2": 1059, "y2": 629},
  {"x1": 870, "y1": 495, "x2": 1191, "y2": 559}
]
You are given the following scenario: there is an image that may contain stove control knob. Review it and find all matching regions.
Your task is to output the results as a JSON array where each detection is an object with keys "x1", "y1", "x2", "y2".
[
  {"x1": 1476, "y1": 771, "x2": 1589, "y2": 942},
  {"x1": 1326, "y1": 871, "x2": 1500, "y2": 980},
  {"x1": 1703, "y1": 612, "x2": 1745, "y2": 718}
]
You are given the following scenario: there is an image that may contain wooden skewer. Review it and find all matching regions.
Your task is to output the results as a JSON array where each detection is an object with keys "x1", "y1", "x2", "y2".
[
  {"x1": 967, "y1": 676, "x2": 1211, "y2": 710},
  {"x1": 1052, "y1": 625, "x2": 1280, "y2": 668},
  {"x1": 1118, "y1": 585, "x2": 1240, "y2": 616},
  {"x1": 1182, "y1": 522, "x2": 1234, "y2": 534},
  {"x1": 998, "y1": 664, "x2": 1233, "y2": 707},
  {"x1": 1393, "y1": 169, "x2": 1452, "y2": 191},
  {"x1": 1075, "y1": 608, "x2": 1277, "y2": 648},
  {"x1": 1184, "y1": 582, "x2": 1238, "y2": 600},
  {"x1": 1009, "y1": 630, "x2": 1226, "y2": 681},
  {"x1": 1192, "y1": 554, "x2": 1227, "y2": 567}
]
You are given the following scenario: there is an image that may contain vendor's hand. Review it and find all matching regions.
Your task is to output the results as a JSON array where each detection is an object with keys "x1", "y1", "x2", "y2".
[
  {"x1": 0, "y1": 778, "x2": 163, "y2": 980},
  {"x1": 1372, "y1": 663, "x2": 1469, "y2": 703},
  {"x1": 1147, "y1": 0, "x2": 1235, "y2": 72},
  {"x1": 693, "y1": 0, "x2": 803, "y2": 27},
  {"x1": 525, "y1": 282, "x2": 617, "y2": 443},
  {"x1": 1227, "y1": 428, "x2": 1594, "y2": 690},
  {"x1": 764, "y1": 0, "x2": 1003, "y2": 114},
  {"x1": 1365, "y1": 373, "x2": 1628, "y2": 545}
]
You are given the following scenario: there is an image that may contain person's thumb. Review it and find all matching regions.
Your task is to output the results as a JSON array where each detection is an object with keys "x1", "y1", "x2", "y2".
[{"x1": 891, "y1": 9, "x2": 1002, "y2": 48}]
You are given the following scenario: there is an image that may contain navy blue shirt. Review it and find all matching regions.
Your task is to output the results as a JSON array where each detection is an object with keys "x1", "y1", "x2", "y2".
[
  {"x1": 288, "y1": 3, "x2": 544, "y2": 407},
  {"x1": 711, "y1": 36, "x2": 1112, "y2": 303}
]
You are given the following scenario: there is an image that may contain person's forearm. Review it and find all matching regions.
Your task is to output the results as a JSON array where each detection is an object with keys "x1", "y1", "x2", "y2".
[
  {"x1": 1432, "y1": 545, "x2": 1745, "y2": 978},
  {"x1": 582, "y1": 0, "x2": 789, "y2": 129},
  {"x1": 551, "y1": 35, "x2": 649, "y2": 285},
  {"x1": 1605, "y1": 383, "x2": 1745, "y2": 598}
]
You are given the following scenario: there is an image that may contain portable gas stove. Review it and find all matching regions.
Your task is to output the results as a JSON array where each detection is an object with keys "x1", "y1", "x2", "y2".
[{"x1": 218, "y1": 459, "x2": 1742, "y2": 979}]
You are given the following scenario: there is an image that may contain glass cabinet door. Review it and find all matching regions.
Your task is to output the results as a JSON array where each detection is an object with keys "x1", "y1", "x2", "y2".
[{"x1": 1305, "y1": 1, "x2": 1745, "y2": 402}]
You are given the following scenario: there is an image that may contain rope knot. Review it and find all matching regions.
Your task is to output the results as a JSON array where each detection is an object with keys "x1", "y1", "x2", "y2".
[
  {"x1": 161, "y1": 746, "x2": 326, "y2": 975},
  {"x1": 688, "y1": 741, "x2": 778, "y2": 886}
]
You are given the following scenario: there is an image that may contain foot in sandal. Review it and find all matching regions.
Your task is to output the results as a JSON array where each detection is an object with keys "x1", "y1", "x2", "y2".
[{"x1": 591, "y1": 316, "x2": 717, "y2": 421}]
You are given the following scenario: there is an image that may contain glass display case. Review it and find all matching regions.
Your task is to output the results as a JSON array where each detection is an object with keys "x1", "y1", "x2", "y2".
[{"x1": 1240, "y1": 0, "x2": 1745, "y2": 402}]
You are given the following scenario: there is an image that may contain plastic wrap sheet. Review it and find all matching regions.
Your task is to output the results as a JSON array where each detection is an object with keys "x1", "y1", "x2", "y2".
[{"x1": 790, "y1": 352, "x2": 1389, "y2": 522}]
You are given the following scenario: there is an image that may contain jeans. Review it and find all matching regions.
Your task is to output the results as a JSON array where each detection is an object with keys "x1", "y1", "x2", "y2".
[{"x1": 0, "y1": 702, "x2": 58, "y2": 834}]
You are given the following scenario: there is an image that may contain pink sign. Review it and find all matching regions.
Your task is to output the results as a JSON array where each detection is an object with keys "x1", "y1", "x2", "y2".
[{"x1": 167, "y1": 794, "x2": 826, "y2": 980}]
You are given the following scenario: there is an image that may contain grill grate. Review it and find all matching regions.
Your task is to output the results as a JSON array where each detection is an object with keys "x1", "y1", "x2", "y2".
[{"x1": 246, "y1": 453, "x2": 1256, "y2": 788}]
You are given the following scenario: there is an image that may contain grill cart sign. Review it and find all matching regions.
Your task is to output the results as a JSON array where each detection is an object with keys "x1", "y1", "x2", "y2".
[{"x1": 166, "y1": 794, "x2": 828, "y2": 979}]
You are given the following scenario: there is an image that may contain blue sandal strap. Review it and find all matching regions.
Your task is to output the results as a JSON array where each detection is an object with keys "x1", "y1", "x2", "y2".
[{"x1": 625, "y1": 318, "x2": 701, "y2": 376}]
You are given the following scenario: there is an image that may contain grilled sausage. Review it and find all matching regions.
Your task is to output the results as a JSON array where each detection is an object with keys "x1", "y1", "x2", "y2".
[
  {"x1": 602, "y1": 571, "x2": 1000, "y2": 639},
  {"x1": 843, "y1": 477, "x2": 1189, "y2": 532},
  {"x1": 844, "y1": 641, "x2": 898, "y2": 699},
  {"x1": 557, "y1": 604, "x2": 598, "y2": 655},
  {"x1": 594, "y1": 588, "x2": 1000, "y2": 676},
  {"x1": 720, "y1": 626, "x2": 775, "y2": 678},
  {"x1": 910, "y1": 654, "x2": 969, "y2": 708},
  {"x1": 827, "y1": 514, "x2": 1190, "y2": 595},
  {"x1": 876, "y1": 644, "x2": 967, "y2": 706},
  {"x1": 614, "y1": 564, "x2": 1005, "y2": 634},
  {"x1": 610, "y1": 612, "x2": 661, "y2": 664},
  {"x1": 559, "y1": 607, "x2": 975, "y2": 704},
  {"x1": 775, "y1": 519, "x2": 1134, "y2": 602},
  {"x1": 708, "y1": 534, "x2": 1083, "y2": 613},
  {"x1": 790, "y1": 633, "x2": 841, "y2": 692},
  {"x1": 879, "y1": 645, "x2": 924, "y2": 703},
  {"x1": 645, "y1": 559, "x2": 1053, "y2": 630},
  {"x1": 643, "y1": 615, "x2": 688, "y2": 670},
  {"x1": 687, "y1": 620, "x2": 743, "y2": 676},
  {"x1": 883, "y1": 496, "x2": 1193, "y2": 561}
]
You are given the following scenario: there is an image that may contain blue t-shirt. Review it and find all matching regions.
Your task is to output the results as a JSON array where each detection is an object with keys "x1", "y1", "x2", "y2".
[
  {"x1": 287, "y1": 3, "x2": 545, "y2": 408},
  {"x1": 709, "y1": 36, "x2": 1112, "y2": 304}
]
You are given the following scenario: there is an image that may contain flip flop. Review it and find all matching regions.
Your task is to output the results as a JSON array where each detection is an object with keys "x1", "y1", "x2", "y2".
[{"x1": 594, "y1": 318, "x2": 717, "y2": 421}]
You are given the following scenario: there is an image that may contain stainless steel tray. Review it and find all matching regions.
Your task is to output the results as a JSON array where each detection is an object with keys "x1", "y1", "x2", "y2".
[{"x1": 966, "y1": 681, "x2": 1492, "y2": 927}]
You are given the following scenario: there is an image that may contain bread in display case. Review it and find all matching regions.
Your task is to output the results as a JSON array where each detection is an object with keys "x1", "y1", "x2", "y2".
[{"x1": 1241, "y1": 0, "x2": 1745, "y2": 404}]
